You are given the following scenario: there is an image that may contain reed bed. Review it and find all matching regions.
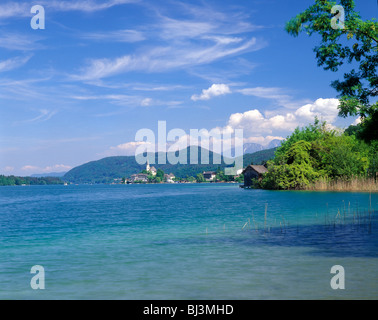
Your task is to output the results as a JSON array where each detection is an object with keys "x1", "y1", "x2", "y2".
[
  {"x1": 238, "y1": 199, "x2": 376, "y2": 236},
  {"x1": 305, "y1": 177, "x2": 378, "y2": 192}
]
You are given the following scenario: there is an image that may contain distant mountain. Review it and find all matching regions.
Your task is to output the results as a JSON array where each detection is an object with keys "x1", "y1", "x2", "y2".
[
  {"x1": 243, "y1": 143, "x2": 265, "y2": 154},
  {"x1": 267, "y1": 139, "x2": 283, "y2": 149},
  {"x1": 31, "y1": 172, "x2": 67, "y2": 178},
  {"x1": 63, "y1": 147, "x2": 277, "y2": 184},
  {"x1": 243, "y1": 140, "x2": 282, "y2": 155}
]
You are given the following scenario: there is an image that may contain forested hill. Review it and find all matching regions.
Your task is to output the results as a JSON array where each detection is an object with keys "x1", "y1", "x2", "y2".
[
  {"x1": 63, "y1": 147, "x2": 276, "y2": 184},
  {"x1": 0, "y1": 175, "x2": 63, "y2": 186}
]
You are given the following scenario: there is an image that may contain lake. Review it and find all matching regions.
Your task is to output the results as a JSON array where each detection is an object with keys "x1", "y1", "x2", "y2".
[{"x1": 0, "y1": 184, "x2": 377, "y2": 299}]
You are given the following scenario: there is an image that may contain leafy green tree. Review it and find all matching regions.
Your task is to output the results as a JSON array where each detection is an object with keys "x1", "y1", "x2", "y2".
[
  {"x1": 316, "y1": 133, "x2": 370, "y2": 177},
  {"x1": 196, "y1": 173, "x2": 205, "y2": 183},
  {"x1": 263, "y1": 140, "x2": 320, "y2": 190},
  {"x1": 286, "y1": 0, "x2": 378, "y2": 140},
  {"x1": 155, "y1": 177, "x2": 162, "y2": 183},
  {"x1": 156, "y1": 169, "x2": 165, "y2": 180},
  {"x1": 235, "y1": 174, "x2": 244, "y2": 183},
  {"x1": 275, "y1": 118, "x2": 328, "y2": 163},
  {"x1": 262, "y1": 119, "x2": 372, "y2": 190}
]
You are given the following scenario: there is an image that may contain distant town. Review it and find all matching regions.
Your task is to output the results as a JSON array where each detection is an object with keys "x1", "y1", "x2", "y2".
[{"x1": 112, "y1": 161, "x2": 245, "y2": 185}]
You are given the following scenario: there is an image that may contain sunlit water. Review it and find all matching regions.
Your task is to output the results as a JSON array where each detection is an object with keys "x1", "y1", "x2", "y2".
[{"x1": 0, "y1": 184, "x2": 377, "y2": 299}]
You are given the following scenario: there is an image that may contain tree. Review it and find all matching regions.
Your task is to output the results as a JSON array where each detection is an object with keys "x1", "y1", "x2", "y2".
[
  {"x1": 156, "y1": 169, "x2": 165, "y2": 180},
  {"x1": 286, "y1": 0, "x2": 378, "y2": 140},
  {"x1": 261, "y1": 119, "x2": 372, "y2": 190},
  {"x1": 196, "y1": 173, "x2": 205, "y2": 183}
]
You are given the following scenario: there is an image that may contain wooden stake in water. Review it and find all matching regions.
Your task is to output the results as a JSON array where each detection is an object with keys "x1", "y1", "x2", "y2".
[{"x1": 264, "y1": 203, "x2": 268, "y2": 232}]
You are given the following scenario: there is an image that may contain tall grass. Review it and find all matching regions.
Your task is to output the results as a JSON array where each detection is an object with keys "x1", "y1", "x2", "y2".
[{"x1": 305, "y1": 177, "x2": 378, "y2": 192}]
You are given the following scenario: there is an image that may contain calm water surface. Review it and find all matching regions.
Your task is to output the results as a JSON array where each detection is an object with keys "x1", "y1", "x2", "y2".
[{"x1": 0, "y1": 184, "x2": 377, "y2": 299}]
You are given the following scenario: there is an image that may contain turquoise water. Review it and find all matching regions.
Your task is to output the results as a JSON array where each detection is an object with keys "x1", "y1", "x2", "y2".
[{"x1": 0, "y1": 184, "x2": 377, "y2": 300}]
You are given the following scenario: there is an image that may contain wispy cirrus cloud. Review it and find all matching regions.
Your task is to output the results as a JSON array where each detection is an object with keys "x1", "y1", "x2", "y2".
[
  {"x1": 0, "y1": 33, "x2": 44, "y2": 51},
  {"x1": 79, "y1": 29, "x2": 146, "y2": 43},
  {"x1": 0, "y1": 55, "x2": 31, "y2": 72},
  {"x1": 45, "y1": 0, "x2": 140, "y2": 12},
  {"x1": 237, "y1": 86, "x2": 312, "y2": 109},
  {"x1": 0, "y1": 2, "x2": 30, "y2": 18},
  {"x1": 0, "y1": 0, "x2": 140, "y2": 18},
  {"x1": 72, "y1": 93, "x2": 182, "y2": 109},
  {"x1": 14, "y1": 109, "x2": 57, "y2": 125},
  {"x1": 72, "y1": 37, "x2": 262, "y2": 80},
  {"x1": 68, "y1": 1, "x2": 266, "y2": 81}
]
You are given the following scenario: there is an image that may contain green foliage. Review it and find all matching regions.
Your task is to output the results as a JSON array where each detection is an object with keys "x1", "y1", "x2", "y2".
[
  {"x1": 156, "y1": 169, "x2": 165, "y2": 180},
  {"x1": 262, "y1": 119, "x2": 374, "y2": 190},
  {"x1": 274, "y1": 118, "x2": 327, "y2": 163},
  {"x1": 316, "y1": 133, "x2": 370, "y2": 178},
  {"x1": 0, "y1": 175, "x2": 64, "y2": 186},
  {"x1": 196, "y1": 173, "x2": 205, "y2": 183},
  {"x1": 286, "y1": 0, "x2": 378, "y2": 140},
  {"x1": 235, "y1": 173, "x2": 244, "y2": 184}
]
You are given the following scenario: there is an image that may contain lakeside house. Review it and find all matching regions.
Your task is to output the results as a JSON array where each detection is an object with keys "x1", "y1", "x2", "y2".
[
  {"x1": 242, "y1": 165, "x2": 268, "y2": 187},
  {"x1": 164, "y1": 173, "x2": 176, "y2": 183},
  {"x1": 203, "y1": 171, "x2": 216, "y2": 181},
  {"x1": 130, "y1": 173, "x2": 149, "y2": 183}
]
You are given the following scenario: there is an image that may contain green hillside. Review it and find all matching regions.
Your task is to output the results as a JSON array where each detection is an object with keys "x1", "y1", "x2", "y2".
[
  {"x1": 0, "y1": 175, "x2": 63, "y2": 186},
  {"x1": 63, "y1": 147, "x2": 276, "y2": 184}
]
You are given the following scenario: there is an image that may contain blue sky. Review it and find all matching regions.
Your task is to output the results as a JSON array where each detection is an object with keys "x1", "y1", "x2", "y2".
[{"x1": 0, "y1": 0, "x2": 376, "y2": 175}]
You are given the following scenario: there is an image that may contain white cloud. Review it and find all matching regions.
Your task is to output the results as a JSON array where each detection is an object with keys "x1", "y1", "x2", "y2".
[
  {"x1": 238, "y1": 87, "x2": 291, "y2": 101},
  {"x1": 45, "y1": 0, "x2": 139, "y2": 12},
  {"x1": 0, "y1": 0, "x2": 139, "y2": 18},
  {"x1": 191, "y1": 84, "x2": 231, "y2": 101},
  {"x1": 141, "y1": 98, "x2": 152, "y2": 107},
  {"x1": 237, "y1": 86, "x2": 312, "y2": 109},
  {"x1": 72, "y1": 37, "x2": 261, "y2": 80},
  {"x1": 294, "y1": 98, "x2": 340, "y2": 123},
  {"x1": 0, "y1": 2, "x2": 29, "y2": 18},
  {"x1": 244, "y1": 136, "x2": 285, "y2": 146},
  {"x1": 105, "y1": 98, "x2": 341, "y2": 156},
  {"x1": 80, "y1": 29, "x2": 145, "y2": 43},
  {"x1": 223, "y1": 98, "x2": 340, "y2": 136},
  {"x1": 0, "y1": 56, "x2": 31, "y2": 73},
  {"x1": 108, "y1": 141, "x2": 154, "y2": 156},
  {"x1": 21, "y1": 164, "x2": 72, "y2": 173},
  {"x1": 159, "y1": 18, "x2": 216, "y2": 40},
  {"x1": 15, "y1": 109, "x2": 57, "y2": 124},
  {"x1": 0, "y1": 34, "x2": 44, "y2": 51},
  {"x1": 353, "y1": 117, "x2": 362, "y2": 125}
]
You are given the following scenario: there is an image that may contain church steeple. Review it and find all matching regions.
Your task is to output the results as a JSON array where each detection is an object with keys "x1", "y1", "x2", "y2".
[{"x1": 146, "y1": 160, "x2": 150, "y2": 172}]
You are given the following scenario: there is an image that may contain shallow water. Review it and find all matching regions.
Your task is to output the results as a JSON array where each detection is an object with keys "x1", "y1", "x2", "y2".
[{"x1": 0, "y1": 184, "x2": 377, "y2": 299}]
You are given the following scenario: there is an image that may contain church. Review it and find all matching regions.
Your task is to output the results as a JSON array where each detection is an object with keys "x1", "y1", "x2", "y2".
[{"x1": 146, "y1": 161, "x2": 157, "y2": 176}]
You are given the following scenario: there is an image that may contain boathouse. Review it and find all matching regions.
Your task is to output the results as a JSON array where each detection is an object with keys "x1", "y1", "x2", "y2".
[{"x1": 242, "y1": 165, "x2": 268, "y2": 187}]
